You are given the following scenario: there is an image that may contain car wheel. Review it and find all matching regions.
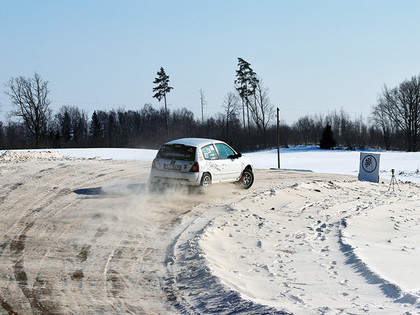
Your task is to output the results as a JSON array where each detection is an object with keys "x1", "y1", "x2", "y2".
[
  {"x1": 200, "y1": 173, "x2": 212, "y2": 189},
  {"x1": 239, "y1": 169, "x2": 254, "y2": 189}
]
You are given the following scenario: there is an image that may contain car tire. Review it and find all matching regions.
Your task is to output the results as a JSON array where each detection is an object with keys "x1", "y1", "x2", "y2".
[
  {"x1": 200, "y1": 173, "x2": 212, "y2": 189},
  {"x1": 239, "y1": 169, "x2": 254, "y2": 189}
]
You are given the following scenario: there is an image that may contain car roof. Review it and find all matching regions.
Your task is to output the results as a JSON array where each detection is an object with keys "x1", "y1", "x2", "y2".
[{"x1": 164, "y1": 138, "x2": 224, "y2": 147}]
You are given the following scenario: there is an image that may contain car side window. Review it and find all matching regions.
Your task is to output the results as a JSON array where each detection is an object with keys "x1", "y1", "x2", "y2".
[
  {"x1": 201, "y1": 144, "x2": 219, "y2": 160},
  {"x1": 215, "y1": 143, "x2": 235, "y2": 159}
]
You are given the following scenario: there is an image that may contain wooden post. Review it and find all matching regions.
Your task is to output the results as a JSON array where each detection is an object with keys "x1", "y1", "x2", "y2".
[{"x1": 277, "y1": 107, "x2": 280, "y2": 169}]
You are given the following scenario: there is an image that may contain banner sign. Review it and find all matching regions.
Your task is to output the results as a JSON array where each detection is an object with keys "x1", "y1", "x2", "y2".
[{"x1": 358, "y1": 152, "x2": 380, "y2": 183}]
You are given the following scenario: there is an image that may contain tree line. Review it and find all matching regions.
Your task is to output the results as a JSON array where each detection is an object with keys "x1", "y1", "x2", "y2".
[
  {"x1": 0, "y1": 103, "x2": 401, "y2": 152},
  {"x1": 1, "y1": 62, "x2": 420, "y2": 152}
]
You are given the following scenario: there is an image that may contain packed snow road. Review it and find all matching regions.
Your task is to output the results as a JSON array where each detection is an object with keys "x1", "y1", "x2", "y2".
[
  {"x1": 0, "y1": 154, "x2": 199, "y2": 314},
  {"x1": 0, "y1": 153, "x2": 260, "y2": 314},
  {"x1": 0, "y1": 152, "x2": 419, "y2": 314}
]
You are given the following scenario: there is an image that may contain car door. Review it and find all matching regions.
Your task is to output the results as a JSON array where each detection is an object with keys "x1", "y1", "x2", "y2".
[
  {"x1": 201, "y1": 144, "x2": 224, "y2": 182},
  {"x1": 214, "y1": 143, "x2": 242, "y2": 181}
]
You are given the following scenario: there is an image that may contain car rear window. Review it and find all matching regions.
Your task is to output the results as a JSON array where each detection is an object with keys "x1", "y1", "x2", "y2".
[{"x1": 157, "y1": 144, "x2": 196, "y2": 161}]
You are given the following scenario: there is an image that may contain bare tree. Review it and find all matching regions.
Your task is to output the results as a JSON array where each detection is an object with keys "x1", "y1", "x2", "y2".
[
  {"x1": 223, "y1": 92, "x2": 241, "y2": 137},
  {"x1": 371, "y1": 99, "x2": 394, "y2": 150},
  {"x1": 249, "y1": 79, "x2": 274, "y2": 146},
  {"x1": 4, "y1": 72, "x2": 52, "y2": 148},
  {"x1": 293, "y1": 116, "x2": 318, "y2": 145},
  {"x1": 55, "y1": 105, "x2": 88, "y2": 145},
  {"x1": 372, "y1": 75, "x2": 420, "y2": 151}
]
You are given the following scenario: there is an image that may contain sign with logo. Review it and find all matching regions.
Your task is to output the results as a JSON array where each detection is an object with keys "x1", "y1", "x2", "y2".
[{"x1": 358, "y1": 152, "x2": 380, "y2": 183}]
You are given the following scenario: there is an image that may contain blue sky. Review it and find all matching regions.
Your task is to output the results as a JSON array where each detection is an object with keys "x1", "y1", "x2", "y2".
[{"x1": 1, "y1": 1, "x2": 420, "y2": 124}]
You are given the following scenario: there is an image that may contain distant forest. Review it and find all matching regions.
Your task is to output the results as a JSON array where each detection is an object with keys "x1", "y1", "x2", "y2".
[
  {"x1": 0, "y1": 104, "x2": 403, "y2": 152},
  {"x1": 2, "y1": 60, "x2": 419, "y2": 152}
]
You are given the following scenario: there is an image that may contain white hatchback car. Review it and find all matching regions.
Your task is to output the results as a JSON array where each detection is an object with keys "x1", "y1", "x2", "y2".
[{"x1": 150, "y1": 138, "x2": 254, "y2": 189}]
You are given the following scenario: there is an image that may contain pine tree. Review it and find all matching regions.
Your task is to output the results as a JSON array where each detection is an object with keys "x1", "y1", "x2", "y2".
[
  {"x1": 61, "y1": 110, "x2": 72, "y2": 142},
  {"x1": 319, "y1": 123, "x2": 336, "y2": 149},
  {"x1": 235, "y1": 58, "x2": 259, "y2": 132},
  {"x1": 153, "y1": 67, "x2": 173, "y2": 137},
  {"x1": 90, "y1": 111, "x2": 102, "y2": 146}
]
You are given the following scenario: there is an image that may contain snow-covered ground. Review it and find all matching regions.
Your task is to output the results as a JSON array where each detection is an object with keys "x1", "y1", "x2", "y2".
[
  {"x1": 1, "y1": 146, "x2": 420, "y2": 314},
  {"x1": 4, "y1": 145, "x2": 419, "y2": 183},
  {"x1": 247, "y1": 146, "x2": 420, "y2": 183}
]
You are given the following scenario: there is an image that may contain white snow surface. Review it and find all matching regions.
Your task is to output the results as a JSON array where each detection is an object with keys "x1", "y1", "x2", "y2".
[
  {"x1": 2, "y1": 145, "x2": 420, "y2": 314},
  {"x1": 2, "y1": 145, "x2": 418, "y2": 182},
  {"x1": 246, "y1": 146, "x2": 420, "y2": 183}
]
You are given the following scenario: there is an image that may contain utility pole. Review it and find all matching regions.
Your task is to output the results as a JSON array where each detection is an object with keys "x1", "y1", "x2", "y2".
[
  {"x1": 277, "y1": 107, "x2": 280, "y2": 169},
  {"x1": 200, "y1": 89, "x2": 206, "y2": 125}
]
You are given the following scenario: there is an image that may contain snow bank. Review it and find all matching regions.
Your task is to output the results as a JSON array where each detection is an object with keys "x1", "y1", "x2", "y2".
[{"x1": 0, "y1": 150, "x2": 64, "y2": 161}]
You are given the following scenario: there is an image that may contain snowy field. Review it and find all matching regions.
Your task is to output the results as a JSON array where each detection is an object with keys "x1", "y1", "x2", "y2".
[
  {"x1": 1, "y1": 146, "x2": 420, "y2": 314},
  {"x1": 4, "y1": 145, "x2": 418, "y2": 183}
]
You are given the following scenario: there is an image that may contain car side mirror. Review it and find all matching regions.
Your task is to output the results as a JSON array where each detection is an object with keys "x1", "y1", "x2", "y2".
[
  {"x1": 228, "y1": 153, "x2": 242, "y2": 159},
  {"x1": 228, "y1": 152, "x2": 242, "y2": 159}
]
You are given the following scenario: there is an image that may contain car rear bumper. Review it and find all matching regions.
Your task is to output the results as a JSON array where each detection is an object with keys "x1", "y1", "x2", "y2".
[{"x1": 149, "y1": 169, "x2": 201, "y2": 186}]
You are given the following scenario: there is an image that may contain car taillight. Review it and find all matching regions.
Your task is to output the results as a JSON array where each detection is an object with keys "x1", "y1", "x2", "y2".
[{"x1": 189, "y1": 162, "x2": 199, "y2": 172}]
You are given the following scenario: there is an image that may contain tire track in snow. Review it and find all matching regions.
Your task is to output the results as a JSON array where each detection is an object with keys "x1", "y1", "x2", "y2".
[{"x1": 164, "y1": 203, "x2": 290, "y2": 314}]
